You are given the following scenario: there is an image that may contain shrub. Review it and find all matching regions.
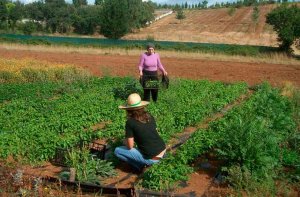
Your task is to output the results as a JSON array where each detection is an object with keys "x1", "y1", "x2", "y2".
[
  {"x1": 20, "y1": 21, "x2": 37, "y2": 35},
  {"x1": 0, "y1": 71, "x2": 18, "y2": 83},
  {"x1": 228, "y1": 7, "x2": 236, "y2": 16},
  {"x1": 266, "y1": 4, "x2": 300, "y2": 52}
]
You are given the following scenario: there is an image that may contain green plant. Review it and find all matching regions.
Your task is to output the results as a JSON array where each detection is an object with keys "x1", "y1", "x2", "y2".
[
  {"x1": 65, "y1": 147, "x2": 116, "y2": 184},
  {"x1": 113, "y1": 77, "x2": 142, "y2": 100},
  {"x1": 99, "y1": 0, "x2": 130, "y2": 39},
  {"x1": 266, "y1": 4, "x2": 300, "y2": 52},
  {"x1": 0, "y1": 71, "x2": 17, "y2": 83},
  {"x1": 252, "y1": 6, "x2": 260, "y2": 23},
  {"x1": 228, "y1": 7, "x2": 236, "y2": 16},
  {"x1": 176, "y1": 8, "x2": 186, "y2": 20},
  {"x1": 144, "y1": 80, "x2": 159, "y2": 89}
]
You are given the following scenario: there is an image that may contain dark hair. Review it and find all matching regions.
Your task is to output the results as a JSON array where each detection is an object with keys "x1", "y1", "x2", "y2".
[
  {"x1": 146, "y1": 43, "x2": 155, "y2": 50},
  {"x1": 126, "y1": 108, "x2": 151, "y2": 123}
]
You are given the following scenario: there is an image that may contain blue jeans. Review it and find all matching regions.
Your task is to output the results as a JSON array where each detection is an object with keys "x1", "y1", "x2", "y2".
[{"x1": 114, "y1": 146, "x2": 159, "y2": 171}]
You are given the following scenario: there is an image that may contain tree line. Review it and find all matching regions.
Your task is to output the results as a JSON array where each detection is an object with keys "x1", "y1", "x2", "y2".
[
  {"x1": 156, "y1": 0, "x2": 289, "y2": 10},
  {"x1": 0, "y1": 0, "x2": 155, "y2": 39}
]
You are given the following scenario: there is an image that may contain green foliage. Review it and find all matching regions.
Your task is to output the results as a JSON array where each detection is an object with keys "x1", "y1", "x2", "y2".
[
  {"x1": 99, "y1": 0, "x2": 130, "y2": 39},
  {"x1": 144, "y1": 80, "x2": 159, "y2": 89},
  {"x1": 176, "y1": 8, "x2": 186, "y2": 20},
  {"x1": 0, "y1": 77, "x2": 247, "y2": 164},
  {"x1": 65, "y1": 147, "x2": 116, "y2": 184},
  {"x1": 209, "y1": 82, "x2": 298, "y2": 193},
  {"x1": 20, "y1": 21, "x2": 37, "y2": 35},
  {"x1": 139, "y1": 1, "x2": 155, "y2": 27},
  {"x1": 72, "y1": 0, "x2": 87, "y2": 7},
  {"x1": 112, "y1": 77, "x2": 142, "y2": 100},
  {"x1": 228, "y1": 7, "x2": 236, "y2": 16},
  {"x1": 0, "y1": 71, "x2": 19, "y2": 83},
  {"x1": 252, "y1": 5, "x2": 259, "y2": 23},
  {"x1": 225, "y1": 165, "x2": 276, "y2": 195},
  {"x1": 72, "y1": 6, "x2": 101, "y2": 35},
  {"x1": 266, "y1": 4, "x2": 300, "y2": 52},
  {"x1": 142, "y1": 130, "x2": 218, "y2": 190},
  {"x1": 281, "y1": 148, "x2": 300, "y2": 167},
  {"x1": 0, "y1": 67, "x2": 90, "y2": 83}
]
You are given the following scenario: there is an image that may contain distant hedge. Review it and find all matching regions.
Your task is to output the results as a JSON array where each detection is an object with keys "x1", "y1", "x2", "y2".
[{"x1": 0, "y1": 34, "x2": 279, "y2": 57}]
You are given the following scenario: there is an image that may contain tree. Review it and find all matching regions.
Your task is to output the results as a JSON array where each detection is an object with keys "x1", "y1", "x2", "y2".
[
  {"x1": 176, "y1": 8, "x2": 186, "y2": 21},
  {"x1": 99, "y1": 0, "x2": 129, "y2": 39},
  {"x1": 95, "y1": 0, "x2": 104, "y2": 5},
  {"x1": 139, "y1": 1, "x2": 155, "y2": 27},
  {"x1": 127, "y1": 0, "x2": 143, "y2": 29},
  {"x1": 202, "y1": 0, "x2": 208, "y2": 9},
  {"x1": 73, "y1": 0, "x2": 87, "y2": 7},
  {"x1": 266, "y1": 4, "x2": 300, "y2": 52},
  {"x1": 25, "y1": 1, "x2": 45, "y2": 22},
  {"x1": 43, "y1": 0, "x2": 75, "y2": 33},
  {"x1": 72, "y1": 5, "x2": 101, "y2": 34},
  {"x1": 7, "y1": 1, "x2": 24, "y2": 30}
]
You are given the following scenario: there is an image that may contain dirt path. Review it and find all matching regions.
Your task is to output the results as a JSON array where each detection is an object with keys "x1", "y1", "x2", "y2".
[{"x1": 0, "y1": 48, "x2": 299, "y2": 87}]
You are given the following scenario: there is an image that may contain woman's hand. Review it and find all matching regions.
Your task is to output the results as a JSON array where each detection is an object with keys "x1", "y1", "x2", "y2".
[
  {"x1": 124, "y1": 138, "x2": 134, "y2": 149},
  {"x1": 139, "y1": 70, "x2": 143, "y2": 77},
  {"x1": 163, "y1": 71, "x2": 168, "y2": 76}
]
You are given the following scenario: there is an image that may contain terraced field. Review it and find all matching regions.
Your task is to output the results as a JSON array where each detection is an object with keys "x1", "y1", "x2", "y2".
[{"x1": 124, "y1": 5, "x2": 279, "y2": 46}]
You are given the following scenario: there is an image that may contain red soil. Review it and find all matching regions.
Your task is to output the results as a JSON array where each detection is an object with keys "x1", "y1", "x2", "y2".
[{"x1": 0, "y1": 48, "x2": 300, "y2": 87}]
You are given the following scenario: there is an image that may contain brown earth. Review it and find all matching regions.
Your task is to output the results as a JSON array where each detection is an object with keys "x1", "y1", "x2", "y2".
[
  {"x1": 124, "y1": 5, "x2": 280, "y2": 46},
  {"x1": 0, "y1": 47, "x2": 299, "y2": 87}
]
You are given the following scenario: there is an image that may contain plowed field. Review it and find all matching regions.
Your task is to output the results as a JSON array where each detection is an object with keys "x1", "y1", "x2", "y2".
[
  {"x1": 1, "y1": 47, "x2": 299, "y2": 87},
  {"x1": 124, "y1": 5, "x2": 279, "y2": 46}
]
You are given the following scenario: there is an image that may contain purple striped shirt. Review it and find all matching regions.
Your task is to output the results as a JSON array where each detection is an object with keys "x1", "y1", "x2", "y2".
[{"x1": 138, "y1": 53, "x2": 166, "y2": 73}]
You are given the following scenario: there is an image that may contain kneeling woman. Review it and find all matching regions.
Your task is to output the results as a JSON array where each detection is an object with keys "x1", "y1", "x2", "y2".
[{"x1": 114, "y1": 93, "x2": 166, "y2": 172}]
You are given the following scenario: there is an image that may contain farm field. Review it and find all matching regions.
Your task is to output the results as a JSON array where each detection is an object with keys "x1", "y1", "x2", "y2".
[
  {"x1": 0, "y1": 45, "x2": 300, "y2": 87},
  {"x1": 124, "y1": 4, "x2": 279, "y2": 46},
  {"x1": 0, "y1": 3, "x2": 300, "y2": 196},
  {"x1": 0, "y1": 54, "x2": 299, "y2": 196}
]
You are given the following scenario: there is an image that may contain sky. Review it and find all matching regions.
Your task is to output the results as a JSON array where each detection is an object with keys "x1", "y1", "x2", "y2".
[{"x1": 17, "y1": 0, "x2": 232, "y2": 6}]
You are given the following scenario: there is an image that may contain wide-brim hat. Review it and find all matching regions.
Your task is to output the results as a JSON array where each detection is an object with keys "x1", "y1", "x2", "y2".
[{"x1": 119, "y1": 93, "x2": 149, "y2": 110}]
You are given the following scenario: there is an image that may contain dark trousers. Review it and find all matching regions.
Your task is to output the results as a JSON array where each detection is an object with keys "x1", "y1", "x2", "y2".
[{"x1": 142, "y1": 70, "x2": 159, "y2": 102}]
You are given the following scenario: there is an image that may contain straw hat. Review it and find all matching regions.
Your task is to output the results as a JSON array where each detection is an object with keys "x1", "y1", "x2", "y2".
[{"x1": 119, "y1": 93, "x2": 149, "y2": 110}]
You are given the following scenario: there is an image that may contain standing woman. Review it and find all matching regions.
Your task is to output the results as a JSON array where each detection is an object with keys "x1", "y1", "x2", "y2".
[
  {"x1": 138, "y1": 43, "x2": 168, "y2": 102},
  {"x1": 114, "y1": 93, "x2": 166, "y2": 172}
]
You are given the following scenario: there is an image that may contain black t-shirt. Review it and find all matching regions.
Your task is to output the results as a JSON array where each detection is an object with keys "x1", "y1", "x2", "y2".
[{"x1": 125, "y1": 115, "x2": 166, "y2": 159}]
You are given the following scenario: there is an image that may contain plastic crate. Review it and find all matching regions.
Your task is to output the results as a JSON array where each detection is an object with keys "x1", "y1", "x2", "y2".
[
  {"x1": 85, "y1": 141, "x2": 106, "y2": 160},
  {"x1": 51, "y1": 147, "x2": 69, "y2": 167}
]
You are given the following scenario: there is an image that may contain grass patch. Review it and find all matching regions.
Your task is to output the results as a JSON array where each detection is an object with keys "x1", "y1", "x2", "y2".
[{"x1": 0, "y1": 58, "x2": 90, "y2": 83}]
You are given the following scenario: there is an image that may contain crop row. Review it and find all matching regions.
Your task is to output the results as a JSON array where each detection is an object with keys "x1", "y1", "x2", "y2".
[
  {"x1": 0, "y1": 77, "x2": 247, "y2": 164},
  {"x1": 141, "y1": 83, "x2": 299, "y2": 191}
]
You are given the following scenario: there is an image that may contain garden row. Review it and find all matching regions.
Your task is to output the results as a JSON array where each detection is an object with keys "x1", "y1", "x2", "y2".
[
  {"x1": 141, "y1": 83, "x2": 299, "y2": 195},
  {"x1": 0, "y1": 76, "x2": 246, "y2": 166}
]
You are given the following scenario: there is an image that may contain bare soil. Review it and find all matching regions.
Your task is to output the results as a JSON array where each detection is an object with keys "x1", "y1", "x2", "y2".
[
  {"x1": 0, "y1": 48, "x2": 300, "y2": 87},
  {"x1": 124, "y1": 5, "x2": 280, "y2": 47}
]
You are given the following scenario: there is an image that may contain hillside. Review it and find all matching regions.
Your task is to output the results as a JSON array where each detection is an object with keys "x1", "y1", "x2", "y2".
[{"x1": 124, "y1": 4, "x2": 279, "y2": 46}]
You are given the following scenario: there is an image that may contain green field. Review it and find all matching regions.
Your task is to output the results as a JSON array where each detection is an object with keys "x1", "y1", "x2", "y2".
[{"x1": 0, "y1": 65, "x2": 299, "y2": 195}]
